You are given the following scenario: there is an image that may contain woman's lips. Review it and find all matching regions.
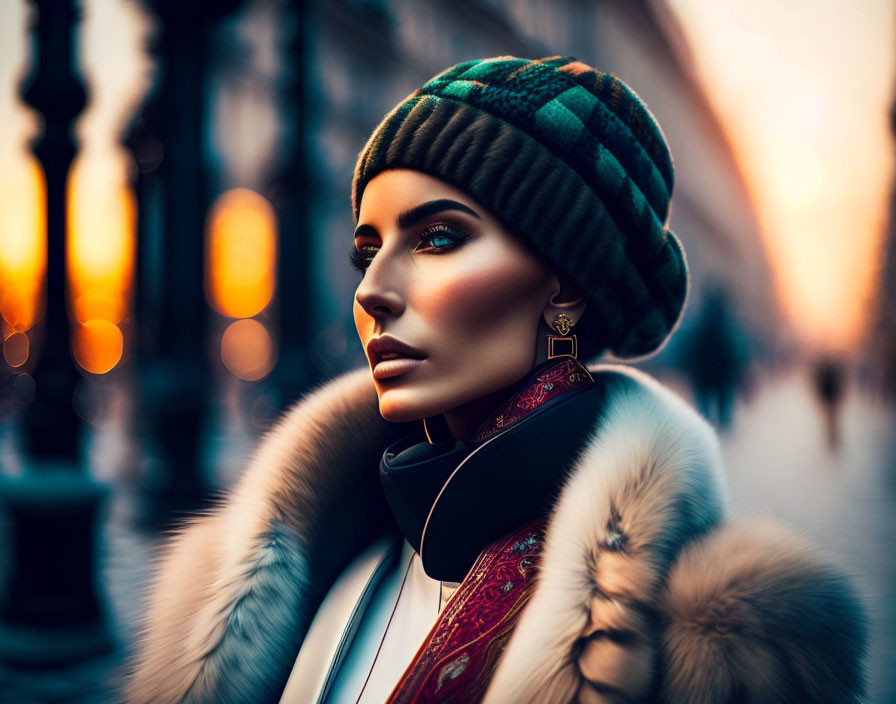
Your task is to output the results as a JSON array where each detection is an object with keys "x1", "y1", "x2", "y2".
[
  {"x1": 366, "y1": 335, "x2": 426, "y2": 380},
  {"x1": 372, "y1": 357, "x2": 424, "y2": 380}
]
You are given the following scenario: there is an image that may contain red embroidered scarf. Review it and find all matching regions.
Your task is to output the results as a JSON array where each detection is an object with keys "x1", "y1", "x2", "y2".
[{"x1": 386, "y1": 519, "x2": 547, "y2": 704}]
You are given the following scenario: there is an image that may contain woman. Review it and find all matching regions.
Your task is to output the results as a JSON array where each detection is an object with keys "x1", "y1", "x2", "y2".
[{"x1": 128, "y1": 57, "x2": 866, "y2": 703}]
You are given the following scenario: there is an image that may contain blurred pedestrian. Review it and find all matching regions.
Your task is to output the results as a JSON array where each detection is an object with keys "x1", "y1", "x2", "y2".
[
  {"x1": 678, "y1": 284, "x2": 750, "y2": 430},
  {"x1": 812, "y1": 355, "x2": 847, "y2": 452}
]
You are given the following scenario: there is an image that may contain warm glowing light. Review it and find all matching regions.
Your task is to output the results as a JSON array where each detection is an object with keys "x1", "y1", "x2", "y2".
[
  {"x1": 0, "y1": 155, "x2": 46, "y2": 331},
  {"x1": 61, "y1": 0, "x2": 152, "y2": 375},
  {"x1": 72, "y1": 319, "x2": 124, "y2": 375},
  {"x1": 0, "y1": 3, "x2": 44, "y2": 335},
  {"x1": 207, "y1": 188, "x2": 277, "y2": 319},
  {"x1": 3, "y1": 331, "x2": 30, "y2": 368},
  {"x1": 72, "y1": 293, "x2": 126, "y2": 325},
  {"x1": 66, "y1": 152, "x2": 135, "y2": 375},
  {"x1": 220, "y1": 318, "x2": 276, "y2": 381},
  {"x1": 667, "y1": 0, "x2": 895, "y2": 352},
  {"x1": 67, "y1": 151, "x2": 136, "y2": 327},
  {"x1": 0, "y1": 0, "x2": 148, "y2": 374}
]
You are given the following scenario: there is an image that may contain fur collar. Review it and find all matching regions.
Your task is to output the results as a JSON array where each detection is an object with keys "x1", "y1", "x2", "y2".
[{"x1": 127, "y1": 365, "x2": 867, "y2": 703}]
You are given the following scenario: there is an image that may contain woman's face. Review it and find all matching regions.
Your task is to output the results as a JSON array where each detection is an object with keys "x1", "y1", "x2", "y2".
[{"x1": 353, "y1": 169, "x2": 557, "y2": 423}]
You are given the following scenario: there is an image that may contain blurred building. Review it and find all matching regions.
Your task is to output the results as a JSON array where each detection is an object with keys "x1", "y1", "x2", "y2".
[{"x1": 869, "y1": 93, "x2": 896, "y2": 394}]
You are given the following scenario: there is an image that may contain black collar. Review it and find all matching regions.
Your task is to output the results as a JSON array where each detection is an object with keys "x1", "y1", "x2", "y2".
[{"x1": 379, "y1": 358, "x2": 607, "y2": 581}]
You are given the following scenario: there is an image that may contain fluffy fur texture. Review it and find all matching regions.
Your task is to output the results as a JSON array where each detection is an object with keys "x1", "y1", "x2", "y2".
[
  {"x1": 126, "y1": 369, "x2": 411, "y2": 704},
  {"x1": 659, "y1": 518, "x2": 867, "y2": 703},
  {"x1": 127, "y1": 365, "x2": 867, "y2": 704}
]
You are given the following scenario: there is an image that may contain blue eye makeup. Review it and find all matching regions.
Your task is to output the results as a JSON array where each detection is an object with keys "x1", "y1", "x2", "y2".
[
  {"x1": 412, "y1": 223, "x2": 470, "y2": 253},
  {"x1": 349, "y1": 223, "x2": 471, "y2": 273}
]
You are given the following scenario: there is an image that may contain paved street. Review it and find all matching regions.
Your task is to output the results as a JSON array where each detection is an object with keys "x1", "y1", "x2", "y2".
[{"x1": 711, "y1": 366, "x2": 896, "y2": 703}]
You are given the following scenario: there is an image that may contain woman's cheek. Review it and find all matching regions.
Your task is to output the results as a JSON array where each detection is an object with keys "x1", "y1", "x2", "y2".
[
  {"x1": 352, "y1": 297, "x2": 372, "y2": 340},
  {"x1": 414, "y1": 257, "x2": 545, "y2": 335}
]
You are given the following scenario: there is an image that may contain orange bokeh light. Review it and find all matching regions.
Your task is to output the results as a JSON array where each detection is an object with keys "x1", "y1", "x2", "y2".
[
  {"x1": 206, "y1": 188, "x2": 277, "y2": 319},
  {"x1": 67, "y1": 154, "x2": 135, "y2": 326},
  {"x1": 3, "y1": 331, "x2": 30, "y2": 368},
  {"x1": 220, "y1": 318, "x2": 276, "y2": 381},
  {"x1": 66, "y1": 151, "x2": 136, "y2": 374},
  {"x1": 72, "y1": 319, "x2": 124, "y2": 375},
  {"x1": 0, "y1": 156, "x2": 46, "y2": 333}
]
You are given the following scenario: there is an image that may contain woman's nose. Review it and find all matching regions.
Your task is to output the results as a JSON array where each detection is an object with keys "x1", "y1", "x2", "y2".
[{"x1": 354, "y1": 267, "x2": 405, "y2": 319}]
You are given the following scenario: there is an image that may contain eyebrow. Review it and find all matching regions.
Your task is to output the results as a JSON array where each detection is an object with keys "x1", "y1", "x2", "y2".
[
  {"x1": 354, "y1": 198, "x2": 481, "y2": 240},
  {"x1": 397, "y1": 199, "x2": 480, "y2": 228}
]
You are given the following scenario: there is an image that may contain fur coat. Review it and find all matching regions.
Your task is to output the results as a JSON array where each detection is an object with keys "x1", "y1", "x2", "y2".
[{"x1": 127, "y1": 364, "x2": 867, "y2": 704}]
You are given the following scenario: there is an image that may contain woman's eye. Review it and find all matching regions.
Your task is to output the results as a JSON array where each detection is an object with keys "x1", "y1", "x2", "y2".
[
  {"x1": 349, "y1": 244, "x2": 378, "y2": 273},
  {"x1": 413, "y1": 224, "x2": 469, "y2": 254}
]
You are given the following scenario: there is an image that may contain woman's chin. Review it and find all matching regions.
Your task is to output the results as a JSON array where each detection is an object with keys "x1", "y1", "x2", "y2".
[
  {"x1": 377, "y1": 395, "x2": 431, "y2": 423},
  {"x1": 376, "y1": 383, "x2": 458, "y2": 424}
]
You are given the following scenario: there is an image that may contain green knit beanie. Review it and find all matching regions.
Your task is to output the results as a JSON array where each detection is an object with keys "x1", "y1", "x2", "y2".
[{"x1": 352, "y1": 55, "x2": 688, "y2": 359}]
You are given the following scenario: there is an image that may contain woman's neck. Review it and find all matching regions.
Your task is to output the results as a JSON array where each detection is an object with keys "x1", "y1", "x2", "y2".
[
  {"x1": 440, "y1": 363, "x2": 546, "y2": 446},
  {"x1": 441, "y1": 323, "x2": 559, "y2": 444},
  {"x1": 439, "y1": 386, "x2": 518, "y2": 446}
]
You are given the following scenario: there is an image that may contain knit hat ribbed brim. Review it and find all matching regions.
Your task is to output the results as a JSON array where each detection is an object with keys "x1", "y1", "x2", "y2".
[{"x1": 352, "y1": 56, "x2": 688, "y2": 359}]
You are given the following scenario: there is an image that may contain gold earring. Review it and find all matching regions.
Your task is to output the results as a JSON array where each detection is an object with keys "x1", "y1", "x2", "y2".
[
  {"x1": 547, "y1": 312, "x2": 578, "y2": 359},
  {"x1": 553, "y1": 313, "x2": 573, "y2": 336}
]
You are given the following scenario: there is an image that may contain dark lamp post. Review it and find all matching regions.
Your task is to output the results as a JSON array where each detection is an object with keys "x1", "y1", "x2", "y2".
[{"x1": 0, "y1": 0, "x2": 113, "y2": 667}]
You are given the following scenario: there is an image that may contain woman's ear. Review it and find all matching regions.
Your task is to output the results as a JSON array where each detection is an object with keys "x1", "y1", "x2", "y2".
[{"x1": 542, "y1": 275, "x2": 588, "y2": 332}]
